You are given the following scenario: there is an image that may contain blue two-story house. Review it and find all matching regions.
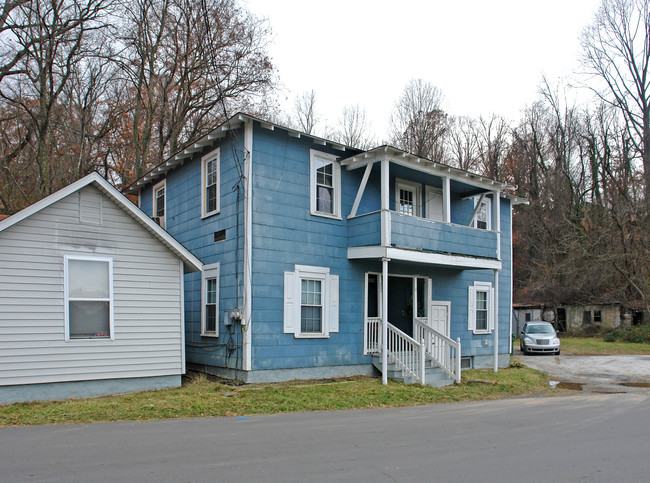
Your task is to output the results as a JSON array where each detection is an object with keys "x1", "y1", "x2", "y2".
[{"x1": 128, "y1": 113, "x2": 525, "y2": 386}]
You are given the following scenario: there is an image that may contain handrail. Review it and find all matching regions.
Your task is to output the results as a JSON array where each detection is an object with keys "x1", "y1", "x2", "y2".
[
  {"x1": 385, "y1": 322, "x2": 425, "y2": 383},
  {"x1": 365, "y1": 317, "x2": 381, "y2": 354},
  {"x1": 414, "y1": 319, "x2": 461, "y2": 383}
]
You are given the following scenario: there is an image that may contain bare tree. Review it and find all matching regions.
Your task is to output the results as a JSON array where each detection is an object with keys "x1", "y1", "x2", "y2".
[
  {"x1": 581, "y1": 0, "x2": 650, "y2": 198},
  {"x1": 118, "y1": 0, "x2": 274, "y2": 181},
  {"x1": 446, "y1": 116, "x2": 479, "y2": 171},
  {"x1": 474, "y1": 114, "x2": 510, "y2": 180},
  {"x1": 292, "y1": 89, "x2": 320, "y2": 135},
  {"x1": 331, "y1": 104, "x2": 374, "y2": 149},
  {"x1": 389, "y1": 79, "x2": 448, "y2": 161}
]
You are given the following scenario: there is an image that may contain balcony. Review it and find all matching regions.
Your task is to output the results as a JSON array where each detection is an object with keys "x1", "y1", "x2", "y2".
[{"x1": 348, "y1": 211, "x2": 499, "y2": 267}]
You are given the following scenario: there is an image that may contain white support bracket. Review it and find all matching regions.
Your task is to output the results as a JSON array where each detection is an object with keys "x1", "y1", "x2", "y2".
[{"x1": 349, "y1": 162, "x2": 374, "y2": 218}]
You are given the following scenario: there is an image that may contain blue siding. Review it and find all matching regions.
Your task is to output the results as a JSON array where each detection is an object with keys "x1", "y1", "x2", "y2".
[
  {"x1": 391, "y1": 213, "x2": 498, "y2": 258},
  {"x1": 251, "y1": 125, "x2": 367, "y2": 371},
  {"x1": 138, "y1": 134, "x2": 247, "y2": 370},
  {"x1": 136, "y1": 120, "x2": 515, "y2": 375}
]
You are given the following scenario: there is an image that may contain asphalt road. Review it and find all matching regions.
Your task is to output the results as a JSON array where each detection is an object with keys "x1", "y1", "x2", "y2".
[{"x1": 2, "y1": 393, "x2": 649, "y2": 482}]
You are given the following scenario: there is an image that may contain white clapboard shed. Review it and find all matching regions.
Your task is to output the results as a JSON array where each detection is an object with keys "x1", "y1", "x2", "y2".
[{"x1": 0, "y1": 173, "x2": 202, "y2": 404}]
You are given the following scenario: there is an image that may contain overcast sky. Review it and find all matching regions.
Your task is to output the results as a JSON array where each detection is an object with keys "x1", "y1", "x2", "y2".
[{"x1": 244, "y1": 0, "x2": 603, "y2": 139}]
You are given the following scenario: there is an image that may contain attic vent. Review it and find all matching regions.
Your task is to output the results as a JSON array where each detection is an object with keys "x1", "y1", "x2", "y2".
[
  {"x1": 214, "y1": 230, "x2": 226, "y2": 242},
  {"x1": 79, "y1": 190, "x2": 103, "y2": 225}
]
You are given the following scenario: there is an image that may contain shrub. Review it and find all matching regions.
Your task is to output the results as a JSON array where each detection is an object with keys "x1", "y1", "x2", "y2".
[{"x1": 604, "y1": 324, "x2": 650, "y2": 344}]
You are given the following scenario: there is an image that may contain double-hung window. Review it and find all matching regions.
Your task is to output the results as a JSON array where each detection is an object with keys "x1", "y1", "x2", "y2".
[
  {"x1": 153, "y1": 180, "x2": 166, "y2": 228},
  {"x1": 468, "y1": 281, "x2": 494, "y2": 334},
  {"x1": 201, "y1": 263, "x2": 220, "y2": 336},
  {"x1": 474, "y1": 196, "x2": 491, "y2": 230},
  {"x1": 202, "y1": 148, "x2": 220, "y2": 218},
  {"x1": 65, "y1": 256, "x2": 113, "y2": 340},
  {"x1": 396, "y1": 179, "x2": 421, "y2": 217},
  {"x1": 310, "y1": 150, "x2": 341, "y2": 219},
  {"x1": 284, "y1": 265, "x2": 339, "y2": 338}
]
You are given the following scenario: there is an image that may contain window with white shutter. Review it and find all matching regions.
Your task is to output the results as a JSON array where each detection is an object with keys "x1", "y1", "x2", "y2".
[{"x1": 284, "y1": 265, "x2": 339, "y2": 338}]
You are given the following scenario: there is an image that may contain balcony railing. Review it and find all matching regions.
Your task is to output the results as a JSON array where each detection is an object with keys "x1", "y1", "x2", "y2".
[{"x1": 348, "y1": 210, "x2": 498, "y2": 259}]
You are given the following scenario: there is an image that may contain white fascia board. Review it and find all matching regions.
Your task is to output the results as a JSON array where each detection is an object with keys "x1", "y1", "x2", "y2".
[
  {"x1": 0, "y1": 172, "x2": 203, "y2": 273},
  {"x1": 347, "y1": 245, "x2": 502, "y2": 270}
]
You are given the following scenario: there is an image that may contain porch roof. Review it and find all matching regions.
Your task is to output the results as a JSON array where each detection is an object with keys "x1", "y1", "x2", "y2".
[
  {"x1": 341, "y1": 145, "x2": 516, "y2": 195},
  {"x1": 348, "y1": 245, "x2": 502, "y2": 270}
]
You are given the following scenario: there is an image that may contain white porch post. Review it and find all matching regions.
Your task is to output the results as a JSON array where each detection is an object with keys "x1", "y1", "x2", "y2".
[
  {"x1": 442, "y1": 176, "x2": 450, "y2": 223},
  {"x1": 381, "y1": 159, "x2": 390, "y2": 247},
  {"x1": 493, "y1": 190, "x2": 501, "y2": 372},
  {"x1": 382, "y1": 257, "x2": 389, "y2": 385}
]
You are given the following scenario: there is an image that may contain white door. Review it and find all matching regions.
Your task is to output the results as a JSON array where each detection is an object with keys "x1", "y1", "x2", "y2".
[
  {"x1": 429, "y1": 302, "x2": 450, "y2": 337},
  {"x1": 426, "y1": 186, "x2": 443, "y2": 222}
]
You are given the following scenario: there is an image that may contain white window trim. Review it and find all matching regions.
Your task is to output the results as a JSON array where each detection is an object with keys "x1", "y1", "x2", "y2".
[
  {"x1": 201, "y1": 262, "x2": 220, "y2": 337},
  {"x1": 468, "y1": 281, "x2": 494, "y2": 334},
  {"x1": 473, "y1": 196, "x2": 492, "y2": 230},
  {"x1": 284, "y1": 264, "x2": 339, "y2": 338},
  {"x1": 395, "y1": 178, "x2": 422, "y2": 217},
  {"x1": 153, "y1": 179, "x2": 166, "y2": 229},
  {"x1": 310, "y1": 150, "x2": 341, "y2": 220},
  {"x1": 201, "y1": 147, "x2": 220, "y2": 218},
  {"x1": 64, "y1": 255, "x2": 114, "y2": 342}
]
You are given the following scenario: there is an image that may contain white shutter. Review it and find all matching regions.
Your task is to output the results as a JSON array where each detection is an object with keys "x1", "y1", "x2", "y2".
[
  {"x1": 488, "y1": 287, "x2": 495, "y2": 331},
  {"x1": 467, "y1": 286, "x2": 476, "y2": 331},
  {"x1": 329, "y1": 274, "x2": 339, "y2": 333},
  {"x1": 283, "y1": 271, "x2": 296, "y2": 334}
]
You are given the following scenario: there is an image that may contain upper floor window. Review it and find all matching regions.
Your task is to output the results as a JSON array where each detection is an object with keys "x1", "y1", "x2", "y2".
[
  {"x1": 65, "y1": 256, "x2": 113, "y2": 340},
  {"x1": 474, "y1": 196, "x2": 491, "y2": 230},
  {"x1": 310, "y1": 150, "x2": 341, "y2": 219},
  {"x1": 396, "y1": 179, "x2": 421, "y2": 217},
  {"x1": 153, "y1": 180, "x2": 166, "y2": 229},
  {"x1": 202, "y1": 148, "x2": 220, "y2": 218}
]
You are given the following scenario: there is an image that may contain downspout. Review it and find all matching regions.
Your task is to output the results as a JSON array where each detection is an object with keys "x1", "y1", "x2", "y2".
[
  {"x1": 509, "y1": 203, "x2": 513, "y2": 355},
  {"x1": 242, "y1": 121, "x2": 253, "y2": 371},
  {"x1": 493, "y1": 191, "x2": 501, "y2": 372}
]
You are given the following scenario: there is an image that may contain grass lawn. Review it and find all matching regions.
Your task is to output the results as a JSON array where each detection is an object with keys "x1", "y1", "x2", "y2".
[
  {"x1": 558, "y1": 336, "x2": 650, "y2": 355},
  {"x1": 0, "y1": 366, "x2": 553, "y2": 427}
]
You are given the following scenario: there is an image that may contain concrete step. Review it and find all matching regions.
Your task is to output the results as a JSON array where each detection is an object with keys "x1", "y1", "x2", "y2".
[{"x1": 372, "y1": 354, "x2": 456, "y2": 387}]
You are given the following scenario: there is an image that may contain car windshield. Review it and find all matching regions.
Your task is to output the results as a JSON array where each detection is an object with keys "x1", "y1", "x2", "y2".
[{"x1": 527, "y1": 324, "x2": 555, "y2": 334}]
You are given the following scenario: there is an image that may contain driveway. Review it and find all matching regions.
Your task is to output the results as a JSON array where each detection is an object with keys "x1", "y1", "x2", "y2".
[{"x1": 514, "y1": 346, "x2": 650, "y2": 392}]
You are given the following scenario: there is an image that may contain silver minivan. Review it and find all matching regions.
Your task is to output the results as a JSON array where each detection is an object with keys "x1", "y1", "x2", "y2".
[{"x1": 519, "y1": 321, "x2": 560, "y2": 355}]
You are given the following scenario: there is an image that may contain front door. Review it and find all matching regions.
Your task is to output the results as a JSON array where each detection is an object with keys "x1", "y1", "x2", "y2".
[{"x1": 428, "y1": 302, "x2": 451, "y2": 337}]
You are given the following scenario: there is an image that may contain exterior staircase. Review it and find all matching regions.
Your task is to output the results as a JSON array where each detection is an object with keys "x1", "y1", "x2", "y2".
[{"x1": 372, "y1": 354, "x2": 455, "y2": 387}]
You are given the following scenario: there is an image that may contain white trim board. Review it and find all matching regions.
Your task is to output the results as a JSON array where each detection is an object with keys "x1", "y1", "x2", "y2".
[
  {"x1": 347, "y1": 246, "x2": 502, "y2": 270},
  {"x1": 0, "y1": 172, "x2": 202, "y2": 273}
]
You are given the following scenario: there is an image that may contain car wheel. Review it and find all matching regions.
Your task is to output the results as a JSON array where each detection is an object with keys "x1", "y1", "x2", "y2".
[
  {"x1": 522, "y1": 344, "x2": 528, "y2": 355},
  {"x1": 556, "y1": 350, "x2": 560, "y2": 356}
]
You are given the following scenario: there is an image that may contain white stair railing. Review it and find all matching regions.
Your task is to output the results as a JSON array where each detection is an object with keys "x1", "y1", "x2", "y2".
[
  {"x1": 385, "y1": 323, "x2": 426, "y2": 383},
  {"x1": 364, "y1": 317, "x2": 381, "y2": 354},
  {"x1": 414, "y1": 319, "x2": 461, "y2": 383}
]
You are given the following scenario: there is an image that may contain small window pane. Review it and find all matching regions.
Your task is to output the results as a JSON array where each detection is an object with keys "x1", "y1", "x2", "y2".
[
  {"x1": 206, "y1": 278, "x2": 217, "y2": 304},
  {"x1": 205, "y1": 305, "x2": 217, "y2": 332},
  {"x1": 316, "y1": 186, "x2": 333, "y2": 213},
  {"x1": 301, "y1": 306, "x2": 322, "y2": 333},
  {"x1": 476, "y1": 310, "x2": 488, "y2": 331},
  {"x1": 476, "y1": 291, "x2": 487, "y2": 310},
  {"x1": 155, "y1": 187, "x2": 165, "y2": 217},
  {"x1": 68, "y1": 260, "x2": 109, "y2": 298},
  {"x1": 399, "y1": 188, "x2": 415, "y2": 215},
  {"x1": 69, "y1": 301, "x2": 110, "y2": 338}
]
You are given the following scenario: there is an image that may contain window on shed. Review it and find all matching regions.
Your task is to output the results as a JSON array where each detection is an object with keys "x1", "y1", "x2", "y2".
[
  {"x1": 594, "y1": 310, "x2": 602, "y2": 323},
  {"x1": 525, "y1": 312, "x2": 532, "y2": 322},
  {"x1": 583, "y1": 310, "x2": 592, "y2": 324},
  {"x1": 65, "y1": 257, "x2": 113, "y2": 340}
]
